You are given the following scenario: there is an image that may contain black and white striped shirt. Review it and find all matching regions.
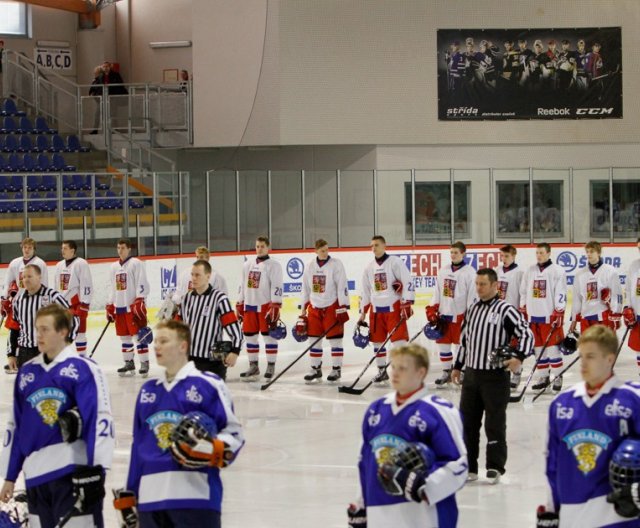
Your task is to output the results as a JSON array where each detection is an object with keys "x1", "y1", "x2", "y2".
[
  {"x1": 454, "y1": 295, "x2": 534, "y2": 371},
  {"x1": 181, "y1": 285, "x2": 243, "y2": 359},
  {"x1": 13, "y1": 286, "x2": 78, "y2": 348}
]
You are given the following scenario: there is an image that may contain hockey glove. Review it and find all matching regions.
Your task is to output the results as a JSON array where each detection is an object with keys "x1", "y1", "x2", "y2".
[
  {"x1": 170, "y1": 430, "x2": 232, "y2": 469},
  {"x1": 377, "y1": 464, "x2": 427, "y2": 503},
  {"x1": 400, "y1": 301, "x2": 413, "y2": 320},
  {"x1": 550, "y1": 309, "x2": 564, "y2": 327},
  {"x1": 624, "y1": 306, "x2": 637, "y2": 328},
  {"x1": 392, "y1": 280, "x2": 403, "y2": 294},
  {"x1": 130, "y1": 298, "x2": 147, "y2": 327},
  {"x1": 336, "y1": 306, "x2": 350, "y2": 324},
  {"x1": 59, "y1": 407, "x2": 83, "y2": 443},
  {"x1": 72, "y1": 303, "x2": 90, "y2": 319},
  {"x1": 72, "y1": 465, "x2": 105, "y2": 513},
  {"x1": 600, "y1": 287, "x2": 612, "y2": 306},
  {"x1": 235, "y1": 302, "x2": 244, "y2": 322},
  {"x1": 536, "y1": 506, "x2": 559, "y2": 528},
  {"x1": 265, "y1": 303, "x2": 281, "y2": 327},
  {"x1": 113, "y1": 489, "x2": 138, "y2": 528},
  {"x1": 425, "y1": 304, "x2": 439, "y2": 325},
  {"x1": 157, "y1": 297, "x2": 177, "y2": 322},
  {"x1": 106, "y1": 303, "x2": 116, "y2": 323},
  {"x1": 347, "y1": 503, "x2": 367, "y2": 527},
  {"x1": 0, "y1": 298, "x2": 11, "y2": 318},
  {"x1": 518, "y1": 306, "x2": 528, "y2": 321},
  {"x1": 607, "y1": 483, "x2": 640, "y2": 518},
  {"x1": 606, "y1": 310, "x2": 622, "y2": 330}
]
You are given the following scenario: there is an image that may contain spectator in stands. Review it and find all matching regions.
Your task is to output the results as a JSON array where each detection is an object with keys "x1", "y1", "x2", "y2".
[
  {"x1": 180, "y1": 69, "x2": 190, "y2": 92},
  {"x1": 88, "y1": 65, "x2": 103, "y2": 134},
  {"x1": 97, "y1": 61, "x2": 128, "y2": 129}
]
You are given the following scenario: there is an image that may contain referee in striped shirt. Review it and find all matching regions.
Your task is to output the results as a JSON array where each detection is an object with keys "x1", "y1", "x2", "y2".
[
  {"x1": 451, "y1": 267, "x2": 534, "y2": 484},
  {"x1": 13, "y1": 264, "x2": 78, "y2": 367},
  {"x1": 180, "y1": 259, "x2": 242, "y2": 379}
]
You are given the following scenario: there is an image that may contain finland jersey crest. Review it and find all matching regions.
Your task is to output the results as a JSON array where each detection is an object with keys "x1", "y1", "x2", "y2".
[
  {"x1": 563, "y1": 428, "x2": 612, "y2": 475},
  {"x1": 146, "y1": 410, "x2": 182, "y2": 450},
  {"x1": 26, "y1": 387, "x2": 68, "y2": 426},
  {"x1": 370, "y1": 434, "x2": 409, "y2": 466}
]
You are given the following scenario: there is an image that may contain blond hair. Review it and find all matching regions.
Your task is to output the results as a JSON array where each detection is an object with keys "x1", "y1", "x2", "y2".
[
  {"x1": 390, "y1": 343, "x2": 430, "y2": 372},
  {"x1": 579, "y1": 325, "x2": 618, "y2": 356},
  {"x1": 195, "y1": 246, "x2": 210, "y2": 259}
]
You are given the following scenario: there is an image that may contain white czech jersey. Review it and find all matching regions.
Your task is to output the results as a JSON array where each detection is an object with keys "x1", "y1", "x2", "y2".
[
  {"x1": 494, "y1": 264, "x2": 523, "y2": 308},
  {"x1": 626, "y1": 259, "x2": 640, "y2": 314},
  {"x1": 360, "y1": 254, "x2": 414, "y2": 313},
  {"x1": 3, "y1": 255, "x2": 48, "y2": 296},
  {"x1": 54, "y1": 257, "x2": 93, "y2": 305},
  {"x1": 301, "y1": 256, "x2": 349, "y2": 309},
  {"x1": 520, "y1": 262, "x2": 567, "y2": 323},
  {"x1": 107, "y1": 257, "x2": 150, "y2": 309},
  {"x1": 237, "y1": 257, "x2": 283, "y2": 310},
  {"x1": 431, "y1": 263, "x2": 476, "y2": 319},
  {"x1": 571, "y1": 263, "x2": 622, "y2": 321},
  {"x1": 172, "y1": 267, "x2": 228, "y2": 304}
]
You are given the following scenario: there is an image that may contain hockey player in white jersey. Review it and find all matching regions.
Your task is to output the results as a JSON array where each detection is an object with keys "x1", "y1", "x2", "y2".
[
  {"x1": 569, "y1": 241, "x2": 622, "y2": 335},
  {"x1": 236, "y1": 236, "x2": 284, "y2": 380},
  {"x1": 358, "y1": 236, "x2": 414, "y2": 383},
  {"x1": 1, "y1": 237, "x2": 48, "y2": 305},
  {"x1": 537, "y1": 325, "x2": 640, "y2": 528},
  {"x1": 298, "y1": 239, "x2": 350, "y2": 383},
  {"x1": 54, "y1": 240, "x2": 93, "y2": 356},
  {"x1": 519, "y1": 242, "x2": 567, "y2": 393},
  {"x1": 494, "y1": 244, "x2": 525, "y2": 389},
  {"x1": 623, "y1": 237, "x2": 640, "y2": 375},
  {"x1": 106, "y1": 239, "x2": 151, "y2": 377},
  {"x1": 425, "y1": 241, "x2": 476, "y2": 387}
]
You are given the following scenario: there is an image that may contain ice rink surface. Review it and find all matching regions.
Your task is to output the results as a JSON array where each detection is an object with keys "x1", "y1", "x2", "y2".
[{"x1": 0, "y1": 316, "x2": 636, "y2": 527}]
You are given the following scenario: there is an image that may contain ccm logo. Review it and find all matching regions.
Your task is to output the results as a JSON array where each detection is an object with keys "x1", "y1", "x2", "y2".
[{"x1": 576, "y1": 108, "x2": 614, "y2": 115}]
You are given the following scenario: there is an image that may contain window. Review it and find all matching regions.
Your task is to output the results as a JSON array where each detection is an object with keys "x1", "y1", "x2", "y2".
[
  {"x1": 590, "y1": 180, "x2": 640, "y2": 238},
  {"x1": 0, "y1": 1, "x2": 28, "y2": 37}
]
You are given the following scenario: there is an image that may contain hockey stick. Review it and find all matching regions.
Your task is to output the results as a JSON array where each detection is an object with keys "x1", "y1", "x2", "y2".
[
  {"x1": 54, "y1": 495, "x2": 82, "y2": 528},
  {"x1": 612, "y1": 324, "x2": 632, "y2": 369},
  {"x1": 509, "y1": 321, "x2": 559, "y2": 403},
  {"x1": 260, "y1": 322, "x2": 339, "y2": 391},
  {"x1": 338, "y1": 326, "x2": 423, "y2": 396},
  {"x1": 89, "y1": 320, "x2": 111, "y2": 358},
  {"x1": 338, "y1": 317, "x2": 406, "y2": 395}
]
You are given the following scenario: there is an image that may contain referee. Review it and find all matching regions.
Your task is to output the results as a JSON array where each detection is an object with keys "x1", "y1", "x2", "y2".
[
  {"x1": 13, "y1": 264, "x2": 78, "y2": 367},
  {"x1": 180, "y1": 259, "x2": 242, "y2": 379},
  {"x1": 451, "y1": 268, "x2": 533, "y2": 485}
]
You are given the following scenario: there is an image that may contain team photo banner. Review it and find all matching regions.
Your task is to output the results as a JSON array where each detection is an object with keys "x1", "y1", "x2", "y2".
[{"x1": 437, "y1": 27, "x2": 622, "y2": 121}]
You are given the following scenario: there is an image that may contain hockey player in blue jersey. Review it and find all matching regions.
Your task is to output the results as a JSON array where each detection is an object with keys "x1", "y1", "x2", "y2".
[
  {"x1": 349, "y1": 343, "x2": 467, "y2": 528},
  {"x1": 538, "y1": 325, "x2": 640, "y2": 528},
  {"x1": 0, "y1": 303, "x2": 114, "y2": 527},
  {"x1": 114, "y1": 319, "x2": 244, "y2": 528}
]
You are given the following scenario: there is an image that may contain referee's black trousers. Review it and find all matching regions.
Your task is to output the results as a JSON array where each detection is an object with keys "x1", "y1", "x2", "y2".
[
  {"x1": 459, "y1": 368, "x2": 510, "y2": 475},
  {"x1": 191, "y1": 357, "x2": 227, "y2": 380}
]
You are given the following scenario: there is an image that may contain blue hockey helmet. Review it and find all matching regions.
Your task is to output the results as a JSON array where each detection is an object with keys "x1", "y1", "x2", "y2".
[
  {"x1": 269, "y1": 320, "x2": 288, "y2": 341},
  {"x1": 423, "y1": 321, "x2": 444, "y2": 340},
  {"x1": 291, "y1": 317, "x2": 308, "y2": 343},
  {"x1": 353, "y1": 322, "x2": 370, "y2": 349},
  {"x1": 610, "y1": 438, "x2": 640, "y2": 490},
  {"x1": 137, "y1": 326, "x2": 153, "y2": 346},
  {"x1": 559, "y1": 331, "x2": 579, "y2": 356},
  {"x1": 377, "y1": 442, "x2": 436, "y2": 496}
]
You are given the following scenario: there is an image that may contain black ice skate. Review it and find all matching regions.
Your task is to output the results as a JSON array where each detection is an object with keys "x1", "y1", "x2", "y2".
[
  {"x1": 434, "y1": 369, "x2": 451, "y2": 388},
  {"x1": 532, "y1": 376, "x2": 550, "y2": 391},
  {"x1": 240, "y1": 362, "x2": 259, "y2": 381},
  {"x1": 117, "y1": 360, "x2": 135, "y2": 377},
  {"x1": 372, "y1": 367, "x2": 389, "y2": 384},
  {"x1": 139, "y1": 361, "x2": 150, "y2": 378},
  {"x1": 304, "y1": 366, "x2": 322, "y2": 383},
  {"x1": 264, "y1": 363, "x2": 276, "y2": 379},
  {"x1": 327, "y1": 367, "x2": 342, "y2": 383}
]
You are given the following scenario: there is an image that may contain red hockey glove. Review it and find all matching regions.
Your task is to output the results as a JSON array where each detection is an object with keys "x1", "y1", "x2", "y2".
[
  {"x1": 425, "y1": 304, "x2": 439, "y2": 324},
  {"x1": 295, "y1": 315, "x2": 308, "y2": 334},
  {"x1": 607, "y1": 311, "x2": 622, "y2": 330},
  {"x1": 130, "y1": 298, "x2": 147, "y2": 327},
  {"x1": 336, "y1": 306, "x2": 350, "y2": 324},
  {"x1": 518, "y1": 306, "x2": 528, "y2": 320},
  {"x1": 600, "y1": 287, "x2": 611, "y2": 305},
  {"x1": 392, "y1": 280, "x2": 403, "y2": 294},
  {"x1": 72, "y1": 303, "x2": 90, "y2": 319},
  {"x1": 550, "y1": 309, "x2": 564, "y2": 327},
  {"x1": 105, "y1": 303, "x2": 116, "y2": 322},
  {"x1": 400, "y1": 301, "x2": 413, "y2": 320},
  {"x1": 265, "y1": 303, "x2": 281, "y2": 326},
  {"x1": 113, "y1": 489, "x2": 138, "y2": 528},
  {"x1": 0, "y1": 297, "x2": 11, "y2": 318},
  {"x1": 623, "y1": 307, "x2": 637, "y2": 328},
  {"x1": 235, "y1": 302, "x2": 245, "y2": 321}
]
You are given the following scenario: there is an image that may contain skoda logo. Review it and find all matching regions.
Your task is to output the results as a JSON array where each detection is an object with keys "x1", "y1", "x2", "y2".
[
  {"x1": 287, "y1": 258, "x2": 304, "y2": 279},
  {"x1": 556, "y1": 251, "x2": 577, "y2": 273}
]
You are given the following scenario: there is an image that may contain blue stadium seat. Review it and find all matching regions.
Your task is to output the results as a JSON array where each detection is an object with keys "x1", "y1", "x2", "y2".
[
  {"x1": 51, "y1": 134, "x2": 65, "y2": 152},
  {"x1": 0, "y1": 176, "x2": 9, "y2": 192},
  {"x1": 3, "y1": 135, "x2": 18, "y2": 152},
  {"x1": 18, "y1": 135, "x2": 34, "y2": 152},
  {"x1": 75, "y1": 191, "x2": 91, "y2": 210},
  {"x1": 1, "y1": 99, "x2": 26, "y2": 117},
  {"x1": 1, "y1": 117, "x2": 18, "y2": 134},
  {"x1": 62, "y1": 174, "x2": 75, "y2": 191},
  {"x1": 40, "y1": 174, "x2": 57, "y2": 191},
  {"x1": 8, "y1": 175, "x2": 23, "y2": 192},
  {"x1": 37, "y1": 153, "x2": 52, "y2": 172},
  {"x1": 27, "y1": 192, "x2": 42, "y2": 212},
  {"x1": 43, "y1": 192, "x2": 58, "y2": 212},
  {"x1": 7, "y1": 153, "x2": 22, "y2": 172},
  {"x1": 0, "y1": 192, "x2": 10, "y2": 213},
  {"x1": 73, "y1": 174, "x2": 91, "y2": 191},
  {"x1": 52, "y1": 153, "x2": 75, "y2": 172},
  {"x1": 104, "y1": 190, "x2": 123, "y2": 209},
  {"x1": 11, "y1": 192, "x2": 24, "y2": 213},
  {"x1": 95, "y1": 175, "x2": 110, "y2": 190},
  {"x1": 27, "y1": 175, "x2": 40, "y2": 192},
  {"x1": 129, "y1": 197, "x2": 144, "y2": 209},
  {"x1": 35, "y1": 135, "x2": 50, "y2": 152},
  {"x1": 18, "y1": 117, "x2": 34, "y2": 134},
  {"x1": 0, "y1": 154, "x2": 8, "y2": 171},
  {"x1": 22, "y1": 154, "x2": 36, "y2": 172},
  {"x1": 62, "y1": 191, "x2": 74, "y2": 211},
  {"x1": 35, "y1": 117, "x2": 56, "y2": 134},
  {"x1": 66, "y1": 135, "x2": 90, "y2": 153}
]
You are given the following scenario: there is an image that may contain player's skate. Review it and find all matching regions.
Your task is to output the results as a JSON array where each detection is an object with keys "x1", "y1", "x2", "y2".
[
  {"x1": 304, "y1": 366, "x2": 322, "y2": 384},
  {"x1": 532, "y1": 376, "x2": 550, "y2": 392},
  {"x1": 264, "y1": 363, "x2": 276, "y2": 379},
  {"x1": 327, "y1": 366, "x2": 342, "y2": 383},
  {"x1": 240, "y1": 362, "x2": 259, "y2": 381},
  {"x1": 434, "y1": 369, "x2": 451, "y2": 388},
  {"x1": 372, "y1": 367, "x2": 389, "y2": 384},
  {"x1": 117, "y1": 360, "x2": 135, "y2": 377},
  {"x1": 551, "y1": 375, "x2": 563, "y2": 393},
  {"x1": 139, "y1": 361, "x2": 150, "y2": 378},
  {"x1": 510, "y1": 370, "x2": 522, "y2": 391}
]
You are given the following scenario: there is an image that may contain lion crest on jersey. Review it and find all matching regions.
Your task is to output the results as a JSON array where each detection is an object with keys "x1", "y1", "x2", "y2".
[
  {"x1": 635, "y1": 278, "x2": 640, "y2": 297},
  {"x1": 116, "y1": 272, "x2": 128, "y2": 291},
  {"x1": 59, "y1": 272, "x2": 71, "y2": 291},
  {"x1": 443, "y1": 278, "x2": 457, "y2": 298},
  {"x1": 374, "y1": 272, "x2": 388, "y2": 292},
  {"x1": 586, "y1": 281, "x2": 598, "y2": 301},
  {"x1": 312, "y1": 274, "x2": 326, "y2": 294},
  {"x1": 247, "y1": 271, "x2": 261, "y2": 289},
  {"x1": 563, "y1": 429, "x2": 612, "y2": 475},
  {"x1": 497, "y1": 281, "x2": 508, "y2": 300},
  {"x1": 370, "y1": 434, "x2": 409, "y2": 467},
  {"x1": 146, "y1": 410, "x2": 182, "y2": 450},
  {"x1": 26, "y1": 387, "x2": 68, "y2": 426},
  {"x1": 533, "y1": 279, "x2": 547, "y2": 298}
]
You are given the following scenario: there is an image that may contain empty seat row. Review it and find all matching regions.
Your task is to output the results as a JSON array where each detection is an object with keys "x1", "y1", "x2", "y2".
[
  {"x1": 0, "y1": 153, "x2": 75, "y2": 172},
  {"x1": 0, "y1": 191, "x2": 144, "y2": 213},
  {"x1": 0, "y1": 174, "x2": 109, "y2": 192},
  {"x1": 1, "y1": 116, "x2": 57, "y2": 135},
  {"x1": 0, "y1": 134, "x2": 89, "y2": 153},
  {"x1": 0, "y1": 99, "x2": 26, "y2": 117}
]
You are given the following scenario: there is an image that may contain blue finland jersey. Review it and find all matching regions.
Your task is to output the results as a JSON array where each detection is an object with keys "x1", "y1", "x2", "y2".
[
  {"x1": 546, "y1": 377, "x2": 640, "y2": 528},
  {"x1": 0, "y1": 347, "x2": 114, "y2": 487},
  {"x1": 126, "y1": 362, "x2": 244, "y2": 513},
  {"x1": 358, "y1": 387, "x2": 467, "y2": 528}
]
